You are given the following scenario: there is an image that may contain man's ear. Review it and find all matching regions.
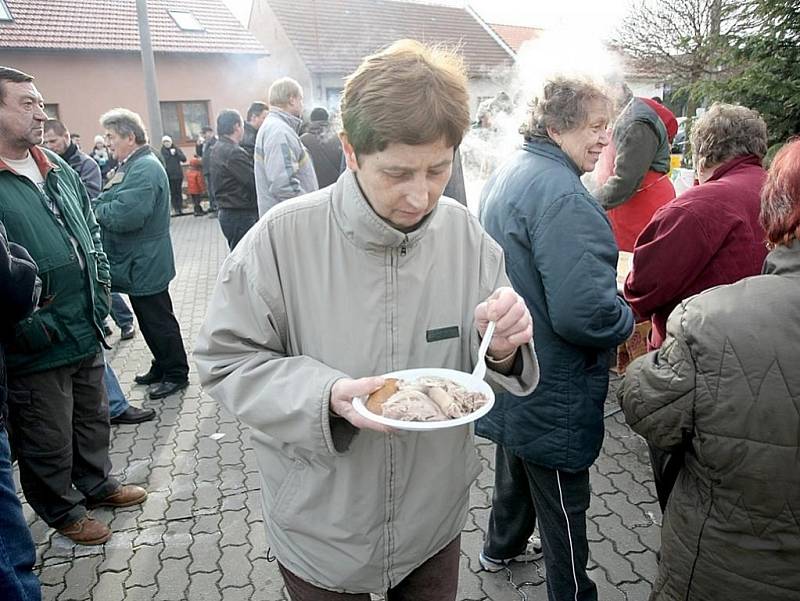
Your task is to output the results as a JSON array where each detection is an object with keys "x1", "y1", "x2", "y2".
[{"x1": 339, "y1": 133, "x2": 359, "y2": 171}]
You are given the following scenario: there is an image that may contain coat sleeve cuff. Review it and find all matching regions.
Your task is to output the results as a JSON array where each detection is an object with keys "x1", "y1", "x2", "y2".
[{"x1": 320, "y1": 375, "x2": 358, "y2": 455}]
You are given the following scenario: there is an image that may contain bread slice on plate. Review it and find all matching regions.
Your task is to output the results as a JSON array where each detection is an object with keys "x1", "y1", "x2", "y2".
[{"x1": 365, "y1": 378, "x2": 398, "y2": 415}]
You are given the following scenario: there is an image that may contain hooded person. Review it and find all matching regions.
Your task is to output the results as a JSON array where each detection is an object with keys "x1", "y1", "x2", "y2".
[{"x1": 299, "y1": 107, "x2": 344, "y2": 188}]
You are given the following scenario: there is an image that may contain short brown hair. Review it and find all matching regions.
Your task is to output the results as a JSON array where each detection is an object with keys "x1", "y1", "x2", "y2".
[
  {"x1": 340, "y1": 39, "x2": 470, "y2": 156},
  {"x1": 0, "y1": 66, "x2": 34, "y2": 105},
  {"x1": 691, "y1": 103, "x2": 767, "y2": 172},
  {"x1": 44, "y1": 118, "x2": 68, "y2": 136},
  {"x1": 522, "y1": 77, "x2": 611, "y2": 140},
  {"x1": 760, "y1": 139, "x2": 800, "y2": 247}
]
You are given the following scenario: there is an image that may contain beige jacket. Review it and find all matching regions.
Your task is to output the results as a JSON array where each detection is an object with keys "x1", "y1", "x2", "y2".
[{"x1": 194, "y1": 170, "x2": 539, "y2": 593}]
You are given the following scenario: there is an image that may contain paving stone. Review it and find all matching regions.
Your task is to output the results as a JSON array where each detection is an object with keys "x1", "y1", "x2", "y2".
[
  {"x1": 219, "y1": 545, "x2": 252, "y2": 588},
  {"x1": 119, "y1": 585, "x2": 158, "y2": 601},
  {"x1": 60, "y1": 554, "x2": 102, "y2": 600},
  {"x1": 626, "y1": 549, "x2": 659, "y2": 582},
  {"x1": 126, "y1": 543, "x2": 163, "y2": 588},
  {"x1": 186, "y1": 571, "x2": 221, "y2": 601},
  {"x1": 155, "y1": 557, "x2": 191, "y2": 600},
  {"x1": 619, "y1": 579, "x2": 654, "y2": 600},
  {"x1": 92, "y1": 569, "x2": 127, "y2": 601},
  {"x1": 219, "y1": 509, "x2": 249, "y2": 547},
  {"x1": 594, "y1": 513, "x2": 647, "y2": 554},
  {"x1": 190, "y1": 532, "x2": 222, "y2": 573},
  {"x1": 586, "y1": 567, "x2": 627, "y2": 600},
  {"x1": 588, "y1": 540, "x2": 638, "y2": 585}
]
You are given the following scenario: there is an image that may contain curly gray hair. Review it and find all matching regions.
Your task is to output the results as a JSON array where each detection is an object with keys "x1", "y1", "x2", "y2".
[
  {"x1": 690, "y1": 103, "x2": 767, "y2": 172},
  {"x1": 521, "y1": 77, "x2": 611, "y2": 140},
  {"x1": 99, "y1": 108, "x2": 148, "y2": 145}
]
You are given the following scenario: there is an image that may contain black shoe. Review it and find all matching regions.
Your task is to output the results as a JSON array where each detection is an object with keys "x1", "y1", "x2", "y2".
[
  {"x1": 120, "y1": 324, "x2": 136, "y2": 340},
  {"x1": 134, "y1": 370, "x2": 162, "y2": 386},
  {"x1": 103, "y1": 323, "x2": 113, "y2": 337},
  {"x1": 148, "y1": 379, "x2": 189, "y2": 400},
  {"x1": 110, "y1": 406, "x2": 156, "y2": 425}
]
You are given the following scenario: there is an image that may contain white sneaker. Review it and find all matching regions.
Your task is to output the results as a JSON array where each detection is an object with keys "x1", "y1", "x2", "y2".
[{"x1": 479, "y1": 536, "x2": 543, "y2": 572}]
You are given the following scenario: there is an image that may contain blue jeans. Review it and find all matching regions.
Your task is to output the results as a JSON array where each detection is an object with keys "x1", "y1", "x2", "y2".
[
  {"x1": 0, "y1": 428, "x2": 41, "y2": 601},
  {"x1": 109, "y1": 293, "x2": 134, "y2": 329},
  {"x1": 218, "y1": 209, "x2": 259, "y2": 251},
  {"x1": 104, "y1": 361, "x2": 129, "y2": 419}
]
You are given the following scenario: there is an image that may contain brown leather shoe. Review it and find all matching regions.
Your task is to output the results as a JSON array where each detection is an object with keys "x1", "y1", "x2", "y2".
[
  {"x1": 57, "y1": 516, "x2": 111, "y2": 545},
  {"x1": 88, "y1": 485, "x2": 148, "y2": 509}
]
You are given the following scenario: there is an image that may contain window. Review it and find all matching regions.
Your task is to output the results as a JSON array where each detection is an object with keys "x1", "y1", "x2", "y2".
[
  {"x1": 0, "y1": 0, "x2": 12, "y2": 21},
  {"x1": 168, "y1": 10, "x2": 204, "y2": 31},
  {"x1": 43, "y1": 104, "x2": 59, "y2": 119},
  {"x1": 160, "y1": 101, "x2": 210, "y2": 144}
]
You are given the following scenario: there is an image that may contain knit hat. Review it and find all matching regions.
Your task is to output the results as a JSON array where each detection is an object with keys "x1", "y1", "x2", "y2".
[
  {"x1": 94, "y1": 134, "x2": 105, "y2": 145},
  {"x1": 161, "y1": 135, "x2": 172, "y2": 144},
  {"x1": 309, "y1": 107, "x2": 329, "y2": 122}
]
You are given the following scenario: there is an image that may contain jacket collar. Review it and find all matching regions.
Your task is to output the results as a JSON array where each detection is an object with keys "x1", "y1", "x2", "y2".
[
  {"x1": 62, "y1": 142, "x2": 79, "y2": 163},
  {"x1": 118, "y1": 145, "x2": 151, "y2": 174},
  {"x1": 763, "y1": 239, "x2": 800, "y2": 276},
  {"x1": 0, "y1": 145, "x2": 58, "y2": 177},
  {"x1": 268, "y1": 108, "x2": 302, "y2": 133},
  {"x1": 709, "y1": 155, "x2": 762, "y2": 182},
  {"x1": 331, "y1": 169, "x2": 438, "y2": 253},
  {"x1": 522, "y1": 136, "x2": 583, "y2": 176}
]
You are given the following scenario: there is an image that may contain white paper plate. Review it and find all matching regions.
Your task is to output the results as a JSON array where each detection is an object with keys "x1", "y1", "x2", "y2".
[{"x1": 352, "y1": 367, "x2": 495, "y2": 431}]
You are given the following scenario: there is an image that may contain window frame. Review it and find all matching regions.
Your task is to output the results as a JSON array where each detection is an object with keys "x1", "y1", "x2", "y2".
[
  {"x1": 159, "y1": 100, "x2": 210, "y2": 145},
  {"x1": 168, "y1": 10, "x2": 204, "y2": 31},
  {"x1": 0, "y1": 0, "x2": 12, "y2": 21}
]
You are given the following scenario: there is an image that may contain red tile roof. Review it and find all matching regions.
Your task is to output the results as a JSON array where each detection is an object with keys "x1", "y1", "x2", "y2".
[
  {"x1": 488, "y1": 23, "x2": 544, "y2": 54},
  {"x1": 263, "y1": 0, "x2": 513, "y2": 76},
  {"x1": 0, "y1": 0, "x2": 267, "y2": 54}
]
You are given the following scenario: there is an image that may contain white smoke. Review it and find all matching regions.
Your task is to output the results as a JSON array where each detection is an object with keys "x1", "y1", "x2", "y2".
[{"x1": 462, "y1": 29, "x2": 625, "y2": 212}]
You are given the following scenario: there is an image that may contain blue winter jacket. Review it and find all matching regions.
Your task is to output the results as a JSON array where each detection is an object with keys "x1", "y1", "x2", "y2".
[{"x1": 478, "y1": 138, "x2": 634, "y2": 471}]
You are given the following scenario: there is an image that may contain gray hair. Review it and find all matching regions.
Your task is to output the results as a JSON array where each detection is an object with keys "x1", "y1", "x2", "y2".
[
  {"x1": 691, "y1": 103, "x2": 768, "y2": 172},
  {"x1": 268, "y1": 77, "x2": 302, "y2": 108},
  {"x1": 99, "y1": 108, "x2": 148, "y2": 145},
  {"x1": 521, "y1": 77, "x2": 611, "y2": 140}
]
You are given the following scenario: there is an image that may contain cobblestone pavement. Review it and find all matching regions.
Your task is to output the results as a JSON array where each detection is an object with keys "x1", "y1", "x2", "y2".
[{"x1": 21, "y1": 215, "x2": 661, "y2": 600}]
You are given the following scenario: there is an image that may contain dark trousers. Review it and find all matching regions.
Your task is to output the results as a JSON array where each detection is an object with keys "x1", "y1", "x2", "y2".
[
  {"x1": 168, "y1": 177, "x2": 183, "y2": 214},
  {"x1": 203, "y1": 174, "x2": 217, "y2": 211},
  {"x1": 6, "y1": 353, "x2": 118, "y2": 528},
  {"x1": 485, "y1": 446, "x2": 597, "y2": 601},
  {"x1": 218, "y1": 209, "x2": 259, "y2": 251},
  {"x1": 278, "y1": 535, "x2": 461, "y2": 601},
  {"x1": 129, "y1": 290, "x2": 189, "y2": 383},
  {"x1": 0, "y1": 428, "x2": 41, "y2": 601},
  {"x1": 648, "y1": 444, "x2": 684, "y2": 511},
  {"x1": 190, "y1": 194, "x2": 205, "y2": 215}
]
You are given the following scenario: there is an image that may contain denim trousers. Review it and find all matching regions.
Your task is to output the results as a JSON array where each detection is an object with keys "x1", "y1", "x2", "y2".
[
  {"x1": 0, "y1": 428, "x2": 42, "y2": 601},
  {"x1": 109, "y1": 293, "x2": 134, "y2": 329},
  {"x1": 104, "y1": 360, "x2": 128, "y2": 419},
  {"x1": 218, "y1": 209, "x2": 259, "y2": 251}
]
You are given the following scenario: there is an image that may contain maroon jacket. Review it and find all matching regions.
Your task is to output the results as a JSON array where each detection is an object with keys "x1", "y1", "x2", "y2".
[{"x1": 624, "y1": 155, "x2": 768, "y2": 349}]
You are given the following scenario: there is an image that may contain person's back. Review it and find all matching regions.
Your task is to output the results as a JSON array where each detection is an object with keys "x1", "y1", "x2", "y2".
[
  {"x1": 300, "y1": 120, "x2": 343, "y2": 188},
  {"x1": 622, "y1": 251, "x2": 800, "y2": 600}
]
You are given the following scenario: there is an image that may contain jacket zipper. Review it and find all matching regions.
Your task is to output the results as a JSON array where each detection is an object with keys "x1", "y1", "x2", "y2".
[{"x1": 385, "y1": 243, "x2": 402, "y2": 587}]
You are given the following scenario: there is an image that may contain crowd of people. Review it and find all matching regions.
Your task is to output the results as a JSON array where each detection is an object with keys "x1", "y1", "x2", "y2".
[{"x1": 1, "y1": 34, "x2": 799, "y2": 601}]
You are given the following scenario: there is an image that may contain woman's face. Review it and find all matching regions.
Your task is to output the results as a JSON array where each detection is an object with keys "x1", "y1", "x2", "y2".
[{"x1": 549, "y1": 102, "x2": 611, "y2": 173}]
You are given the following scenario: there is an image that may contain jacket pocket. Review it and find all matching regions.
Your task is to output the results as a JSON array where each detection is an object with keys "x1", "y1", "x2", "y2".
[
  {"x1": 12, "y1": 311, "x2": 59, "y2": 354},
  {"x1": 270, "y1": 459, "x2": 304, "y2": 529}
]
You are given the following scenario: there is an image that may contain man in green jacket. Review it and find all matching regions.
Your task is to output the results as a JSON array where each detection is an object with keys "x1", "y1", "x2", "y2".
[
  {"x1": 0, "y1": 66, "x2": 147, "y2": 545},
  {"x1": 94, "y1": 108, "x2": 189, "y2": 400}
]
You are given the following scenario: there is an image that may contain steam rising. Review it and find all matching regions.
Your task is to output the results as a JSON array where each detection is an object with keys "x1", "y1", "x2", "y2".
[{"x1": 462, "y1": 30, "x2": 625, "y2": 211}]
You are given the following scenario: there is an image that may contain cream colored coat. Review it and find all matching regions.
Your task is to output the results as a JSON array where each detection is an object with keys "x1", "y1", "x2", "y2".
[{"x1": 194, "y1": 170, "x2": 539, "y2": 593}]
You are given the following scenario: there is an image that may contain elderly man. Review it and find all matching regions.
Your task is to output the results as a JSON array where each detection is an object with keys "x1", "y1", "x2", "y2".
[
  {"x1": 241, "y1": 100, "x2": 267, "y2": 158},
  {"x1": 94, "y1": 108, "x2": 189, "y2": 400},
  {"x1": 254, "y1": 77, "x2": 318, "y2": 216},
  {"x1": 207, "y1": 109, "x2": 258, "y2": 250},
  {"x1": 0, "y1": 67, "x2": 146, "y2": 546},
  {"x1": 195, "y1": 40, "x2": 539, "y2": 599}
]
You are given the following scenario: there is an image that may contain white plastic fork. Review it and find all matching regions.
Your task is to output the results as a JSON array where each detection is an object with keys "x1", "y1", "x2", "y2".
[{"x1": 472, "y1": 320, "x2": 496, "y2": 381}]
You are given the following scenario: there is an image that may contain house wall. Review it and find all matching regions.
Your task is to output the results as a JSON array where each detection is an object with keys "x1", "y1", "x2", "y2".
[
  {"x1": 248, "y1": 0, "x2": 314, "y2": 105},
  {"x1": 0, "y1": 49, "x2": 268, "y2": 154}
]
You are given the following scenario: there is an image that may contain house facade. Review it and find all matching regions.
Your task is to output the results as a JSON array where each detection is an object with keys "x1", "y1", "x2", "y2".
[
  {"x1": 0, "y1": 0, "x2": 270, "y2": 153},
  {"x1": 247, "y1": 0, "x2": 515, "y2": 117}
]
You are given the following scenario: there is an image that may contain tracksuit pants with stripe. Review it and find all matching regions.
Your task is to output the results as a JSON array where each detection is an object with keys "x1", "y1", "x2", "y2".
[{"x1": 484, "y1": 445, "x2": 598, "y2": 601}]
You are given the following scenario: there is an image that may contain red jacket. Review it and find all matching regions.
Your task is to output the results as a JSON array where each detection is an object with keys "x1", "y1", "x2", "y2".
[
  {"x1": 623, "y1": 155, "x2": 768, "y2": 349},
  {"x1": 186, "y1": 157, "x2": 205, "y2": 195}
]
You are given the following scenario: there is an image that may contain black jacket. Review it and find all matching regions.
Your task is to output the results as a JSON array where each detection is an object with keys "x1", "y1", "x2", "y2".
[
  {"x1": 0, "y1": 222, "x2": 39, "y2": 424},
  {"x1": 160, "y1": 145, "x2": 186, "y2": 180},
  {"x1": 300, "y1": 122, "x2": 343, "y2": 188},
  {"x1": 241, "y1": 122, "x2": 259, "y2": 158},
  {"x1": 207, "y1": 135, "x2": 258, "y2": 211}
]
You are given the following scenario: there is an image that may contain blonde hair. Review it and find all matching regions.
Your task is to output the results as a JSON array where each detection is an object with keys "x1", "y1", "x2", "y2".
[
  {"x1": 340, "y1": 39, "x2": 470, "y2": 156},
  {"x1": 268, "y1": 77, "x2": 302, "y2": 108}
]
